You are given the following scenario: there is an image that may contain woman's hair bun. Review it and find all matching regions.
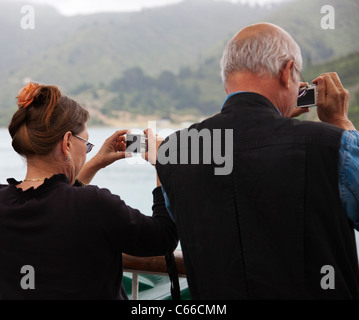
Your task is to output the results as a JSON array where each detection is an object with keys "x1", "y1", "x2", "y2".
[
  {"x1": 16, "y1": 82, "x2": 41, "y2": 109},
  {"x1": 9, "y1": 82, "x2": 89, "y2": 157}
]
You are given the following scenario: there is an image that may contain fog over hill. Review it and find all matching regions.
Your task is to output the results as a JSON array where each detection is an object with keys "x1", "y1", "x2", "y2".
[
  {"x1": 0, "y1": 0, "x2": 358, "y2": 126},
  {"x1": 0, "y1": 0, "x2": 282, "y2": 84}
]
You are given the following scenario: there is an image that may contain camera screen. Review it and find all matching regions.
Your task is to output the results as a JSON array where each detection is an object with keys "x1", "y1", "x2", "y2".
[{"x1": 297, "y1": 88, "x2": 316, "y2": 107}]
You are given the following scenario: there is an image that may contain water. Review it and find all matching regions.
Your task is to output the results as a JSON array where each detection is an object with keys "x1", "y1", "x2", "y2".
[{"x1": 1, "y1": 126, "x2": 359, "y2": 299}]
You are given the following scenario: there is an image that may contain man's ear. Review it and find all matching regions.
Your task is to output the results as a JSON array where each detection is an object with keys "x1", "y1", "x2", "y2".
[{"x1": 280, "y1": 60, "x2": 295, "y2": 89}]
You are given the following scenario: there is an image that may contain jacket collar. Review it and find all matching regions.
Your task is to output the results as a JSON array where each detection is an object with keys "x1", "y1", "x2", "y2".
[{"x1": 222, "y1": 92, "x2": 282, "y2": 116}]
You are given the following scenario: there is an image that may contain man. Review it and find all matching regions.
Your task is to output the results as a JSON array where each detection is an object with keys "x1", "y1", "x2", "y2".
[{"x1": 156, "y1": 23, "x2": 359, "y2": 299}]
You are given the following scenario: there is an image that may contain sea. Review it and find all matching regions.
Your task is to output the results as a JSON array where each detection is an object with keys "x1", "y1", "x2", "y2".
[{"x1": 1, "y1": 126, "x2": 359, "y2": 299}]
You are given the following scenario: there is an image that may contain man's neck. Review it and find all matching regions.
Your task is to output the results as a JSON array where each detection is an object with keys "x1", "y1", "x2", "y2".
[{"x1": 224, "y1": 71, "x2": 287, "y2": 115}]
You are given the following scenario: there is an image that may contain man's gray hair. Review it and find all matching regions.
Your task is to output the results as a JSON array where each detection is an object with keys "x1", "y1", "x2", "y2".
[{"x1": 220, "y1": 24, "x2": 303, "y2": 83}]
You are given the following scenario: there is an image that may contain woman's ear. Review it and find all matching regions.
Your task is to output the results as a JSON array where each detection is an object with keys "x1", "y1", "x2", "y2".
[
  {"x1": 280, "y1": 60, "x2": 295, "y2": 89},
  {"x1": 62, "y1": 131, "x2": 72, "y2": 160}
]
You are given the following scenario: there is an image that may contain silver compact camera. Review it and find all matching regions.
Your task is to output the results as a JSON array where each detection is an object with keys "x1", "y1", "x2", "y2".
[
  {"x1": 126, "y1": 133, "x2": 148, "y2": 153},
  {"x1": 297, "y1": 84, "x2": 318, "y2": 108}
]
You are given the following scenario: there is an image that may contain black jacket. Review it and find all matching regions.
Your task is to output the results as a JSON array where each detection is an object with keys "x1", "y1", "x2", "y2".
[
  {"x1": 157, "y1": 92, "x2": 359, "y2": 300},
  {"x1": 0, "y1": 174, "x2": 177, "y2": 299}
]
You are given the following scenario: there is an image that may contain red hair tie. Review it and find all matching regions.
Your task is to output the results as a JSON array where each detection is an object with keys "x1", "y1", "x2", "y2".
[{"x1": 17, "y1": 82, "x2": 40, "y2": 109}]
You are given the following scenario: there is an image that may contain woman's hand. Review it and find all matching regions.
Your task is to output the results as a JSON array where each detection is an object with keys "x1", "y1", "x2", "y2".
[
  {"x1": 77, "y1": 130, "x2": 131, "y2": 185},
  {"x1": 91, "y1": 130, "x2": 131, "y2": 169}
]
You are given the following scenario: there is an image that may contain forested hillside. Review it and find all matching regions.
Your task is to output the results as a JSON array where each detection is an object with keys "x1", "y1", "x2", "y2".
[{"x1": 0, "y1": 0, "x2": 358, "y2": 127}]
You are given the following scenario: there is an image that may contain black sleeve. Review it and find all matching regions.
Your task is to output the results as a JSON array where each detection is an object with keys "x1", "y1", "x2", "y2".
[{"x1": 95, "y1": 186, "x2": 178, "y2": 257}]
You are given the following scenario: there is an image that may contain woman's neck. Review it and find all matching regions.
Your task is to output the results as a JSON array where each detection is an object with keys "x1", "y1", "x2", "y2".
[{"x1": 18, "y1": 155, "x2": 66, "y2": 190}]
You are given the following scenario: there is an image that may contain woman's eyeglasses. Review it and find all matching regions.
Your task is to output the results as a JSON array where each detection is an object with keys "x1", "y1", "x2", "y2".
[{"x1": 73, "y1": 134, "x2": 95, "y2": 153}]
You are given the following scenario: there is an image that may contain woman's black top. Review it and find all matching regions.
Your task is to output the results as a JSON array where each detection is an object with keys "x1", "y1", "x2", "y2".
[{"x1": 0, "y1": 174, "x2": 178, "y2": 299}]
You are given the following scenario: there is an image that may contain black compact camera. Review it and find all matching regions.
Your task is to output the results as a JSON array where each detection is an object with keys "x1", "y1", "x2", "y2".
[
  {"x1": 297, "y1": 84, "x2": 318, "y2": 108},
  {"x1": 126, "y1": 133, "x2": 148, "y2": 153}
]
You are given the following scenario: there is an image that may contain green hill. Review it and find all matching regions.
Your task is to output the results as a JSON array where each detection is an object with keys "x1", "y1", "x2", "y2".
[
  {"x1": 71, "y1": 58, "x2": 226, "y2": 127},
  {"x1": 0, "y1": 0, "x2": 358, "y2": 127},
  {"x1": 266, "y1": 0, "x2": 359, "y2": 67},
  {"x1": 59, "y1": 50, "x2": 359, "y2": 129},
  {"x1": 302, "y1": 51, "x2": 359, "y2": 125},
  {"x1": 302, "y1": 51, "x2": 359, "y2": 87},
  {"x1": 0, "y1": 0, "x2": 281, "y2": 91}
]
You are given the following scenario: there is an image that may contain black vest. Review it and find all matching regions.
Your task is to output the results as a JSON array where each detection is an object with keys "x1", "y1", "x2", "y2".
[{"x1": 157, "y1": 92, "x2": 359, "y2": 300}]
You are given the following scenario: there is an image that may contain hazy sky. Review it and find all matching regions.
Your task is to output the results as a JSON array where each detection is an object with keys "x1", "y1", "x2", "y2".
[{"x1": 18, "y1": 0, "x2": 289, "y2": 16}]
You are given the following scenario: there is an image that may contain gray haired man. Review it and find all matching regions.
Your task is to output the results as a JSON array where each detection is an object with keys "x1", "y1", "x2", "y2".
[{"x1": 157, "y1": 23, "x2": 359, "y2": 299}]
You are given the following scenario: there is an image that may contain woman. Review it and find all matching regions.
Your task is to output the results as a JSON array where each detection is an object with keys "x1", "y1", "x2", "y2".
[{"x1": 0, "y1": 82, "x2": 178, "y2": 299}]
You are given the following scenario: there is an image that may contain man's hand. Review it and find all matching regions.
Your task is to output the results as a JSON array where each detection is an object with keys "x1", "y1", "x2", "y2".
[
  {"x1": 312, "y1": 72, "x2": 356, "y2": 130},
  {"x1": 142, "y1": 128, "x2": 164, "y2": 187},
  {"x1": 142, "y1": 128, "x2": 163, "y2": 166},
  {"x1": 290, "y1": 106, "x2": 309, "y2": 118}
]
